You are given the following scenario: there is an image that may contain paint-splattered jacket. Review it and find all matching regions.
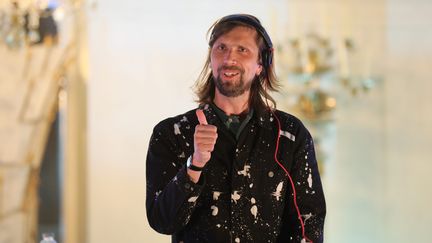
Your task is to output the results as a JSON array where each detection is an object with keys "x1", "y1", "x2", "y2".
[{"x1": 146, "y1": 105, "x2": 326, "y2": 243}]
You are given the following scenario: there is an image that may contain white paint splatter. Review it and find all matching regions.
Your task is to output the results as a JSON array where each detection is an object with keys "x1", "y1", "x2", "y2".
[
  {"x1": 181, "y1": 116, "x2": 188, "y2": 122},
  {"x1": 251, "y1": 205, "x2": 258, "y2": 219},
  {"x1": 213, "y1": 191, "x2": 221, "y2": 200},
  {"x1": 211, "y1": 205, "x2": 218, "y2": 216},
  {"x1": 302, "y1": 213, "x2": 313, "y2": 224},
  {"x1": 280, "y1": 130, "x2": 296, "y2": 141},
  {"x1": 178, "y1": 152, "x2": 186, "y2": 158},
  {"x1": 231, "y1": 191, "x2": 241, "y2": 203},
  {"x1": 307, "y1": 173, "x2": 313, "y2": 188},
  {"x1": 237, "y1": 165, "x2": 251, "y2": 177},
  {"x1": 174, "y1": 123, "x2": 181, "y2": 135},
  {"x1": 251, "y1": 197, "x2": 256, "y2": 204},
  {"x1": 271, "y1": 182, "x2": 283, "y2": 201},
  {"x1": 216, "y1": 224, "x2": 221, "y2": 228},
  {"x1": 235, "y1": 237, "x2": 240, "y2": 243},
  {"x1": 188, "y1": 196, "x2": 198, "y2": 203},
  {"x1": 249, "y1": 183, "x2": 253, "y2": 188}
]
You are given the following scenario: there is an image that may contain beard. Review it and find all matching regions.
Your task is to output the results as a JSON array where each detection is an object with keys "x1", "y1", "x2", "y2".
[{"x1": 214, "y1": 65, "x2": 253, "y2": 97}]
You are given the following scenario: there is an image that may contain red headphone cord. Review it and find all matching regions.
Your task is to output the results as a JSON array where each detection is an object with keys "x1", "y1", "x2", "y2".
[{"x1": 272, "y1": 111, "x2": 313, "y2": 243}]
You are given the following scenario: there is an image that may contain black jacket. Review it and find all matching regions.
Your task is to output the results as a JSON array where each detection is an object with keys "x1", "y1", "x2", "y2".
[{"x1": 146, "y1": 105, "x2": 326, "y2": 242}]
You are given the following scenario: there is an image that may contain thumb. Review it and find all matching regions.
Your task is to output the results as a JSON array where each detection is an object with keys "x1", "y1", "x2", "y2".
[{"x1": 196, "y1": 109, "x2": 208, "y2": 125}]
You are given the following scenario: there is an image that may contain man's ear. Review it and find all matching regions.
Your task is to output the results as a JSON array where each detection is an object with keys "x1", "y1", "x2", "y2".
[{"x1": 256, "y1": 64, "x2": 263, "y2": 76}]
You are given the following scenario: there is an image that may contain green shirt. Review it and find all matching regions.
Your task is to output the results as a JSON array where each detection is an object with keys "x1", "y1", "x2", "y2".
[{"x1": 210, "y1": 103, "x2": 254, "y2": 140}]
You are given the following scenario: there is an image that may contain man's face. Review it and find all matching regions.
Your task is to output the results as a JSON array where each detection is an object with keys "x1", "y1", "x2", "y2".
[{"x1": 210, "y1": 26, "x2": 263, "y2": 97}]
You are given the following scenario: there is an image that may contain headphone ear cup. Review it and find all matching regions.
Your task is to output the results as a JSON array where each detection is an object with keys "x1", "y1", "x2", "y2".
[
  {"x1": 261, "y1": 50, "x2": 268, "y2": 67},
  {"x1": 261, "y1": 49, "x2": 272, "y2": 68},
  {"x1": 268, "y1": 49, "x2": 273, "y2": 66}
]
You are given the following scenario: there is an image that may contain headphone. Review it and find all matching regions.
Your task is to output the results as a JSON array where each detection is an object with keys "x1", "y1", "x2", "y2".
[{"x1": 210, "y1": 14, "x2": 274, "y2": 68}]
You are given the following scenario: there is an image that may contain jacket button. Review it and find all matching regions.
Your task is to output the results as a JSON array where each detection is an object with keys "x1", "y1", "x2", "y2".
[{"x1": 184, "y1": 183, "x2": 191, "y2": 189}]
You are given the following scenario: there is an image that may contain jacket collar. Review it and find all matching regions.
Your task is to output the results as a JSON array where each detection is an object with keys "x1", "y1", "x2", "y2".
[{"x1": 198, "y1": 103, "x2": 275, "y2": 130}]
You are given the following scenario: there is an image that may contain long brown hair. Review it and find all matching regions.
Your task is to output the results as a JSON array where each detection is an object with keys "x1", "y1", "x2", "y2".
[{"x1": 194, "y1": 14, "x2": 280, "y2": 113}]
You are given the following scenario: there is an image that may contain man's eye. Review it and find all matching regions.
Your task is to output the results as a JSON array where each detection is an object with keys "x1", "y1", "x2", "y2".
[
  {"x1": 217, "y1": 45, "x2": 226, "y2": 50},
  {"x1": 239, "y1": 47, "x2": 248, "y2": 52}
]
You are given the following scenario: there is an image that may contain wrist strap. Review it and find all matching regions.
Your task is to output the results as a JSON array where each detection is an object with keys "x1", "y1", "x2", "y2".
[{"x1": 187, "y1": 156, "x2": 204, "y2": 171}]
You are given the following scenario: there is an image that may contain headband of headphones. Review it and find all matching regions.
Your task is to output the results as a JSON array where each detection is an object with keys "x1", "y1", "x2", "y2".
[{"x1": 210, "y1": 14, "x2": 274, "y2": 68}]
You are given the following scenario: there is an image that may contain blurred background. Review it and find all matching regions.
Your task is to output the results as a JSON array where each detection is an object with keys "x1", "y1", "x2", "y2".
[{"x1": 0, "y1": 0, "x2": 431, "y2": 242}]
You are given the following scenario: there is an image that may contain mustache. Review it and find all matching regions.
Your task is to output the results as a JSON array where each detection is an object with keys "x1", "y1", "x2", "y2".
[{"x1": 218, "y1": 65, "x2": 244, "y2": 73}]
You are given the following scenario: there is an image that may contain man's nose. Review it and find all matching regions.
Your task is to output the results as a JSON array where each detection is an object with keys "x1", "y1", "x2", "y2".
[{"x1": 223, "y1": 48, "x2": 237, "y2": 65}]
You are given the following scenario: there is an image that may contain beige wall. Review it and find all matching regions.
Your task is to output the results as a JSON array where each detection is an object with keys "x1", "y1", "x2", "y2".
[
  {"x1": 384, "y1": 1, "x2": 432, "y2": 241},
  {"x1": 87, "y1": 1, "x2": 286, "y2": 242},
  {"x1": 86, "y1": 0, "x2": 432, "y2": 242}
]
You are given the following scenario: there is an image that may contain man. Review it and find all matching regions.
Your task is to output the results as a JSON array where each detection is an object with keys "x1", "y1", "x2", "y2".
[{"x1": 146, "y1": 14, "x2": 326, "y2": 243}]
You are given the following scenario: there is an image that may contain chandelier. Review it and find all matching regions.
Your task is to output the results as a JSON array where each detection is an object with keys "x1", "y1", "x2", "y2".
[
  {"x1": 276, "y1": 32, "x2": 379, "y2": 121},
  {"x1": 275, "y1": 31, "x2": 381, "y2": 173},
  {"x1": 0, "y1": 0, "x2": 63, "y2": 50}
]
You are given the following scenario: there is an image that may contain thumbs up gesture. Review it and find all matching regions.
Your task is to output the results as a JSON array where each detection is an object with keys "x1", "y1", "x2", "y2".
[{"x1": 192, "y1": 109, "x2": 218, "y2": 167}]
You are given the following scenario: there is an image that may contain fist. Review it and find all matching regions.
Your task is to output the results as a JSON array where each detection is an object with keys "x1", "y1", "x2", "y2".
[{"x1": 193, "y1": 109, "x2": 218, "y2": 166}]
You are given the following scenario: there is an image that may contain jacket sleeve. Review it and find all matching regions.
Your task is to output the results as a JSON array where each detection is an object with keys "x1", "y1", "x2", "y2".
[
  {"x1": 280, "y1": 124, "x2": 326, "y2": 243},
  {"x1": 146, "y1": 121, "x2": 205, "y2": 234}
]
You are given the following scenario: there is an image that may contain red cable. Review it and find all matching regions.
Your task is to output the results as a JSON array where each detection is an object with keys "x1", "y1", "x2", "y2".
[{"x1": 272, "y1": 111, "x2": 313, "y2": 243}]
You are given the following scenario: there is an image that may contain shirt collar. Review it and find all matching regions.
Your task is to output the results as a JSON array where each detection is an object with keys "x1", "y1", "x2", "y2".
[{"x1": 198, "y1": 103, "x2": 274, "y2": 130}]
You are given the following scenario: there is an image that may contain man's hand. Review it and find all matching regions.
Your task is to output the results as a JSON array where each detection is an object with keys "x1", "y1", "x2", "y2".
[{"x1": 193, "y1": 109, "x2": 218, "y2": 167}]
